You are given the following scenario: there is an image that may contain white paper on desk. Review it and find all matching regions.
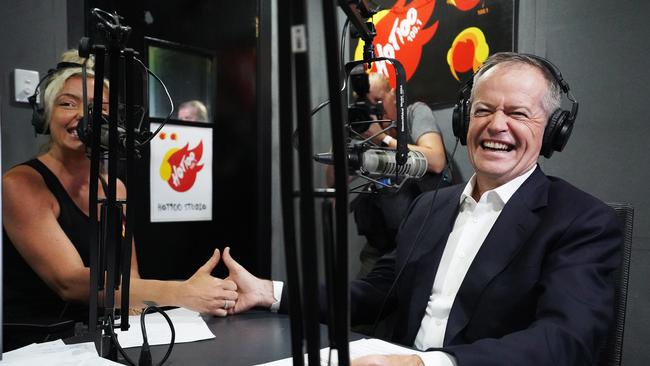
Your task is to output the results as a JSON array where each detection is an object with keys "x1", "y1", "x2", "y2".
[
  {"x1": 256, "y1": 338, "x2": 426, "y2": 366},
  {"x1": 0, "y1": 340, "x2": 121, "y2": 365},
  {"x1": 113, "y1": 307, "x2": 215, "y2": 348}
]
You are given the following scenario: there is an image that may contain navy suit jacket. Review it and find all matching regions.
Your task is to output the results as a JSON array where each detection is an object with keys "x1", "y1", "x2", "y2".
[{"x1": 349, "y1": 167, "x2": 622, "y2": 365}]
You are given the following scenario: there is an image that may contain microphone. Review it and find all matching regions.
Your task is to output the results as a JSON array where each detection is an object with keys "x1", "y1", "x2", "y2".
[
  {"x1": 76, "y1": 104, "x2": 151, "y2": 156},
  {"x1": 76, "y1": 111, "x2": 126, "y2": 151},
  {"x1": 314, "y1": 146, "x2": 428, "y2": 180}
]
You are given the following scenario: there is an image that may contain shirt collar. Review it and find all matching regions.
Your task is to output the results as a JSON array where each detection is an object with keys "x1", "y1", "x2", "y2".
[{"x1": 460, "y1": 164, "x2": 538, "y2": 205}]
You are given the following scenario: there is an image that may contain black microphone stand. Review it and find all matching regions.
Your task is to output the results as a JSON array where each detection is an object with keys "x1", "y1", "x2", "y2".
[
  {"x1": 288, "y1": 0, "x2": 321, "y2": 364},
  {"x1": 278, "y1": 1, "x2": 413, "y2": 364},
  {"x1": 322, "y1": 2, "x2": 349, "y2": 365},
  {"x1": 277, "y1": 0, "x2": 305, "y2": 364},
  {"x1": 80, "y1": 8, "x2": 138, "y2": 362},
  {"x1": 321, "y1": 3, "x2": 410, "y2": 365}
]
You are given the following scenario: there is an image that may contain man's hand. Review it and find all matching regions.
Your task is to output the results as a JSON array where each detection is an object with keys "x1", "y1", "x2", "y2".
[
  {"x1": 179, "y1": 249, "x2": 239, "y2": 317},
  {"x1": 223, "y1": 247, "x2": 276, "y2": 314},
  {"x1": 351, "y1": 354, "x2": 424, "y2": 366}
]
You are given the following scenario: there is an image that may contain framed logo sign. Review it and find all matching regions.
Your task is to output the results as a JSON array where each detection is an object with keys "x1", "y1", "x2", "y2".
[
  {"x1": 149, "y1": 122, "x2": 213, "y2": 222},
  {"x1": 353, "y1": 0, "x2": 517, "y2": 108}
]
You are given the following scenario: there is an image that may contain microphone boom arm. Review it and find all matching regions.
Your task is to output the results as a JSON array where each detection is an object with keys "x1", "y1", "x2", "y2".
[{"x1": 344, "y1": 58, "x2": 410, "y2": 166}]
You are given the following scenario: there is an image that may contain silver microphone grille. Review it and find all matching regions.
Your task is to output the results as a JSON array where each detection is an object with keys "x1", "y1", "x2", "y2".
[{"x1": 360, "y1": 149, "x2": 428, "y2": 179}]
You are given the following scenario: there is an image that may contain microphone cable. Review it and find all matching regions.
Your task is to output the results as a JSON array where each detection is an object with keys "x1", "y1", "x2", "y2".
[
  {"x1": 310, "y1": 17, "x2": 352, "y2": 118},
  {"x1": 293, "y1": 17, "x2": 351, "y2": 150},
  {"x1": 133, "y1": 58, "x2": 174, "y2": 147},
  {"x1": 309, "y1": 0, "x2": 386, "y2": 120},
  {"x1": 108, "y1": 305, "x2": 176, "y2": 366},
  {"x1": 79, "y1": 57, "x2": 168, "y2": 158},
  {"x1": 369, "y1": 138, "x2": 460, "y2": 337}
]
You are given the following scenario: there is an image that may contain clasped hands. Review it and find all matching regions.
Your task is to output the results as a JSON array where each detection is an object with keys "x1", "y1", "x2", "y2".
[
  {"x1": 181, "y1": 247, "x2": 275, "y2": 317},
  {"x1": 183, "y1": 248, "x2": 423, "y2": 366}
]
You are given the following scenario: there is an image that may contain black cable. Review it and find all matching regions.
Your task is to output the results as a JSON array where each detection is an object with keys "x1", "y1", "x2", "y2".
[
  {"x1": 106, "y1": 306, "x2": 176, "y2": 366},
  {"x1": 79, "y1": 57, "x2": 160, "y2": 160},
  {"x1": 133, "y1": 58, "x2": 174, "y2": 146},
  {"x1": 108, "y1": 314, "x2": 137, "y2": 366},
  {"x1": 339, "y1": 18, "x2": 351, "y2": 93},
  {"x1": 140, "y1": 306, "x2": 175, "y2": 366},
  {"x1": 295, "y1": 18, "x2": 351, "y2": 150},
  {"x1": 311, "y1": 99, "x2": 331, "y2": 117},
  {"x1": 370, "y1": 138, "x2": 460, "y2": 336},
  {"x1": 367, "y1": 0, "x2": 384, "y2": 12},
  {"x1": 444, "y1": 138, "x2": 460, "y2": 184},
  {"x1": 309, "y1": 18, "x2": 350, "y2": 118}
]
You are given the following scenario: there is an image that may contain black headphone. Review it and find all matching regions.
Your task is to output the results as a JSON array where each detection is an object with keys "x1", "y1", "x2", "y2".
[
  {"x1": 451, "y1": 54, "x2": 579, "y2": 158},
  {"x1": 28, "y1": 61, "x2": 84, "y2": 134}
]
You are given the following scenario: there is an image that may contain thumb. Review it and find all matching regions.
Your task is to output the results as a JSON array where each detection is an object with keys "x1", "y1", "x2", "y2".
[
  {"x1": 222, "y1": 247, "x2": 241, "y2": 272},
  {"x1": 198, "y1": 248, "x2": 221, "y2": 274}
]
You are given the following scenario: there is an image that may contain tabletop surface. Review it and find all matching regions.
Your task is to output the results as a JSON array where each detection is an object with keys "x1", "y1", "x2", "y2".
[{"x1": 117, "y1": 310, "x2": 363, "y2": 365}]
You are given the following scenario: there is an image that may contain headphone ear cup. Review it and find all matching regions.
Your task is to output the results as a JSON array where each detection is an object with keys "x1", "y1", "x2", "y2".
[
  {"x1": 552, "y1": 110, "x2": 573, "y2": 153},
  {"x1": 461, "y1": 100, "x2": 470, "y2": 145},
  {"x1": 31, "y1": 105, "x2": 47, "y2": 134},
  {"x1": 28, "y1": 81, "x2": 49, "y2": 135},
  {"x1": 452, "y1": 103, "x2": 463, "y2": 143},
  {"x1": 452, "y1": 99, "x2": 470, "y2": 145},
  {"x1": 541, "y1": 109, "x2": 570, "y2": 158}
]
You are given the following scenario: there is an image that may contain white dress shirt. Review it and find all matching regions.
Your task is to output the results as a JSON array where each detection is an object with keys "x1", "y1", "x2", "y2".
[
  {"x1": 270, "y1": 281, "x2": 284, "y2": 312},
  {"x1": 415, "y1": 165, "x2": 536, "y2": 365}
]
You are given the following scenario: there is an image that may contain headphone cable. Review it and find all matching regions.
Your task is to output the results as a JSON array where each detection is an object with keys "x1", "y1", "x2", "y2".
[{"x1": 369, "y1": 138, "x2": 459, "y2": 337}]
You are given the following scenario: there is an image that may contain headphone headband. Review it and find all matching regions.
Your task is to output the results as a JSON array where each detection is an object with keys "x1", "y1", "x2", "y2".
[
  {"x1": 521, "y1": 54, "x2": 572, "y2": 97},
  {"x1": 54, "y1": 61, "x2": 84, "y2": 71}
]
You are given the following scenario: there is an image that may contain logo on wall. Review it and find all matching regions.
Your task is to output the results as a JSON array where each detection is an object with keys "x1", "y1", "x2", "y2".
[
  {"x1": 150, "y1": 123, "x2": 213, "y2": 222},
  {"x1": 447, "y1": 27, "x2": 489, "y2": 80},
  {"x1": 352, "y1": 0, "x2": 516, "y2": 108},
  {"x1": 159, "y1": 141, "x2": 205, "y2": 192},
  {"x1": 447, "y1": 0, "x2": 481, "y2": 11},
  {"x1": 354, "y1": 0, "x2": 439, "y2": 87}
]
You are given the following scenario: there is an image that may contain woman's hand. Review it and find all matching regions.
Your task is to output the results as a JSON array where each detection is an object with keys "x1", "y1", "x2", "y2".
[{"x1": 179, "y1": 249, "x2": 239, "y2": 317}]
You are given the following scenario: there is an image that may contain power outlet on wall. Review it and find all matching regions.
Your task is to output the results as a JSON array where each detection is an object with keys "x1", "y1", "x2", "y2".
[{"x1": 14, "y1": 69, "x2": 40, "y2": 103}]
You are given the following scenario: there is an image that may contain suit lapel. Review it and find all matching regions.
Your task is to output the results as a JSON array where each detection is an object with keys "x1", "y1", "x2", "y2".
[
  {"x1": 400, "y1": 185, "x2": 463, "y2": 343},
  {"x1": 443, "y1": 168, "x2": 550, "y2": 345}
]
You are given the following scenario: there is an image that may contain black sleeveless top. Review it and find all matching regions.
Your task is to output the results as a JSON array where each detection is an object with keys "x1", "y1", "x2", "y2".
[{"x1": 3, "y1": 159, "x2": 91, "y2": 324}]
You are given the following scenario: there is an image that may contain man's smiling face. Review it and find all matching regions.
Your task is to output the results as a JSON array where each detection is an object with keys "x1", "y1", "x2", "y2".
[{"x1": 467, "y1": 63, "x2": 549, "y2": 192}]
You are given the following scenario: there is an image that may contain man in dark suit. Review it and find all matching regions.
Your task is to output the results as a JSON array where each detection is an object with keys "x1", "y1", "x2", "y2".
[{"x1": 221, "y1": 53, "x2": 622, "y2": 366}]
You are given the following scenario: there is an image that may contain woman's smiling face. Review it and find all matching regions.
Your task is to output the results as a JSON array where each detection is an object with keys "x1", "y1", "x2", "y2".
[{"x1": 48, "y1": 76, "x2": 108, "y2": 153}]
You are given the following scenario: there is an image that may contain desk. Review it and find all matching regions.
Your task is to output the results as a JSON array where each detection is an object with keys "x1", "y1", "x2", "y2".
[{"x1": 119, "y1": 311, "x2": 363, "y2": 365}]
